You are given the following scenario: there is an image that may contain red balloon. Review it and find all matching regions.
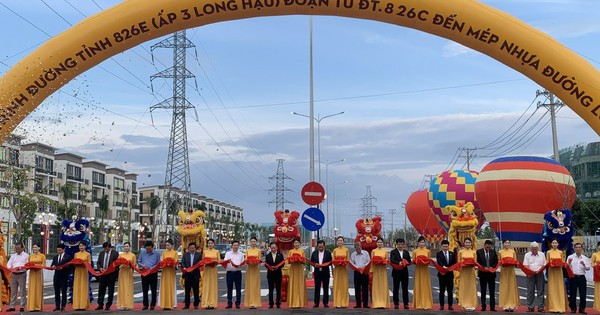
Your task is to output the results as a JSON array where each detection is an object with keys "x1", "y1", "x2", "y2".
[{"x1": 406, "y1": 189, "x2": 447, "y2": 242}]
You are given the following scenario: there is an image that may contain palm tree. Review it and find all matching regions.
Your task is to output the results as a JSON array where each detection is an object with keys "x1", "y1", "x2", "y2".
[{"x1": 97, "y1": 194, "x2": 109, "y2": 242}]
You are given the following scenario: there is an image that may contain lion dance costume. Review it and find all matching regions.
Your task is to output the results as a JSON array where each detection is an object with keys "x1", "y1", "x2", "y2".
[
  {"x1": 443, "y1": 202, "x2": 479, "y2": 299},
  {"x1": 354, "y1": 216, "x2": 382, "y2": 253},
  {"x1": 273, "y1": 209, "x2": 300, "y2": 302},
  {"x1": 59, "y1": 217, "x2": 94, "y2": 303},
  {"x1": 541, "y1": 209, "x2": 574, "y2": 256}
]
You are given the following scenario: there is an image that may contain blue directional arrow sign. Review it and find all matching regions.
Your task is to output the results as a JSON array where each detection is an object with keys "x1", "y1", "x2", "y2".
[{"x1": 301, "y1": 207, "x2": 325, "y2": 232}]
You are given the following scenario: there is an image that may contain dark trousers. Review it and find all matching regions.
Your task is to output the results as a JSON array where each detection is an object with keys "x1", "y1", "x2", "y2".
[
  {"x1": 226, "y1": 271, "x2": 242, "y2": 306},
  {"x1": 141, "y1": 273, "x2": 158, "y2": 307},
  {"x1": 569, "y1": 275, "x2": 587, "y2": 311},
  {"x1": 184, "y1": 276, "x2": 200, "y2": 307},
  {"x1": 314, "y1": 270, "x2": 330, "y2": 306},
  {"x1": 53, "y1": 276, "x2": 68, "y2": 308},
  {"x1": 479, "y1": 275, "x2": 496, "y2": 308},
  {"x1": 393, "y1": 274, "x2": 409, "y2": 306},
  {"x1": 353, "y1": 271, "x2": 369, "y2": 307},
  {"x1": 267, "y1": 275, "x2": 282, "y2": 306},
  {"x1": 97, "y1": 275, "x2": 116, "y2": 308},
  {"x1": 438, "y1": 274, "x2": 454, "y2": 307}
]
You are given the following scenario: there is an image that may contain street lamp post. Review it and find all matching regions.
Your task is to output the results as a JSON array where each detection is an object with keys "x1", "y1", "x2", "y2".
[
  {"x1": 39, "y1": 212, "x2": 56, "y2": 255},
  {"x1": 323, "y1": 159, "x2": 345, "y2": 240},
  {"x1": 332, "y1": 180, "x2": 347, "y2": 237},
  {"x1": 291, "y1": 111, "x2": 345, "y2": 183}
]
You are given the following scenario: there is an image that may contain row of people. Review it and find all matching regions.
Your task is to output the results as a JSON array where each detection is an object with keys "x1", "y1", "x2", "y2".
[{"x1": 1, "y1": 236, "x2": 598, "y2": 312}]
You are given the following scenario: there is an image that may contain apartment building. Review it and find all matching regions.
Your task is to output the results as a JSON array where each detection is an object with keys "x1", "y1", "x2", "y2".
[
  {"x1": 139, "y1": 185, "x2": 244, "y2": 246},
  {"x1": 0, "y1": 135, "x2": 140, "y2": 252}
]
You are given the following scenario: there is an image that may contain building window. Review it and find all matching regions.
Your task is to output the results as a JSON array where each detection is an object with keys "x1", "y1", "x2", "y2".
[{"x1": 66, "y1": 164, "x2": 81, "y2": 180}]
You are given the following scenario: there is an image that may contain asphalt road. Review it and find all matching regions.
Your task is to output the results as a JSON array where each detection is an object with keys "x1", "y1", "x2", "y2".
[{"x1": 34, "y1": 265, "x2": 595, "y2": 309}]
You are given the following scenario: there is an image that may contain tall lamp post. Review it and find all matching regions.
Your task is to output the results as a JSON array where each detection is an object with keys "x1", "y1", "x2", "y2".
[
  {"x1": 331, "y1": 180, "x2": 348, "y2": 238},
  {"x1": 39, "y1": 212, "x2": 56, "y2": 255},
  {"x1": 323, "y1": 159, "x2": 345, "y2": 240},
  {"x1": 291, "y1": 111, "x2": 345, "y2": 183}
]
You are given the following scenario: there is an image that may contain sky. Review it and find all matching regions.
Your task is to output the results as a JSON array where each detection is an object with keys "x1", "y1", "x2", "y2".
[{"x1": 0, "y1": 0, "x2": 599, "y2": 238}]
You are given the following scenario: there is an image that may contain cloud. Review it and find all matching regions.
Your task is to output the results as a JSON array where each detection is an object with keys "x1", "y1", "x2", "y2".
[{"x1": 442, "y1": 42, "x2": 477, "y2": 58}]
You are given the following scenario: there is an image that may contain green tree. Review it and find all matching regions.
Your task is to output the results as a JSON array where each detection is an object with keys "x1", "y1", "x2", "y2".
[
  {"x1": 571, "y1": 198, "x2": 600, "y2": 235},
  {"x1": 57, "y1": 182, "x2": 76, "y2": 219},
  {"x1": 97, "y1": 194, "x2": 109, "y2": 242},
  {"x1": 2, "y1": 167, "x2": 47, "y2": 243}
]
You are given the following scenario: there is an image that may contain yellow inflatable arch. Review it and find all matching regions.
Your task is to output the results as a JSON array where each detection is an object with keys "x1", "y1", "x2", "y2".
[{"x1": 1, "y1": 0, "x2": 600, "y2": 142}]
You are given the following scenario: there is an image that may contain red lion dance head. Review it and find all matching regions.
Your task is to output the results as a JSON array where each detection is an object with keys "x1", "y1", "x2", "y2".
[
  {"x1": 274, "y1": 209, "x2": 300, "y2": 251},
  {"x1": 354, "y1": 216, "x2": 382, "y2": 253}
]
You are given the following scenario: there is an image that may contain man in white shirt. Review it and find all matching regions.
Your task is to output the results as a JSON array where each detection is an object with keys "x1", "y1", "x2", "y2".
[
  {"x1": 567, "y1": 243, "x2": 590, "y2": 314},
  {"x1": 523, "y1": 241, "x2": 547, "y2": 312},
  {"x1": 224, "y1": 240, "x2": 244, "y2": 309},
  {"x1": 6, "y1": 243, "x2": 29, "y2": 312},
  {"x1": 350, "y1": 242, "x2": 370, "y2": 308}
]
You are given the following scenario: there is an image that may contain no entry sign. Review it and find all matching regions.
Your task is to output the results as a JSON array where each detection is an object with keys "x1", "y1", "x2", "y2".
[{"x1": 301, "y1": 181, "x2": 325, "y2": 205}]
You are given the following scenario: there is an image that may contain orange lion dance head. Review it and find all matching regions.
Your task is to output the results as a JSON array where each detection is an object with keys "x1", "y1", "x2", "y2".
[
  {"x1": 274, "y1": 209, "x2": 300, "y2": 251},
  {"x1": 354, "y1": 216, "x2": 382, "y2": 253}
]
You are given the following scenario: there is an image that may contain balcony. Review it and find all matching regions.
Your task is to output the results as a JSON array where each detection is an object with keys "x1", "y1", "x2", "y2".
[
  {"x1": 66, "y1": 175, "x2": 83, "y2": 182},
  {"x1": 92, "y1": 181, "x2": 107, "y2": 188},
  {"x1": 35, "y1": 167, "x2": 57, "y2": 176},
  {"x1": 48, "y1": 190, "x2": 58, "y2": 196}
]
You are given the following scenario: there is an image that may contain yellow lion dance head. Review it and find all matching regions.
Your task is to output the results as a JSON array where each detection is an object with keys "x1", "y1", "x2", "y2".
[
  {"x1": 177, "y1": 210, "x2": 207, "y2": 253},
  {"x1": 443, "y1": 202, "x2": 479, "y2": 251}
]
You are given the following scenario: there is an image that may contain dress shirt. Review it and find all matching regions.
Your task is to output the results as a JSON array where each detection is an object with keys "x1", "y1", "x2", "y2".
[
  {"x1": 567, "y1": 253, "x2": 591, "y2": 276},
  {"x1": 224, "y1": 250, "x2": 244, "y2": 271},
  {"x1": 443, "y1": 250, "x2": 450, "y2": 264},
  {"x1": 7, "y1": 251, "x2": 29, "y2": 273},
  {"x1": 137, "y1": 249, "x2": 161, "y2": 269},
  {"x1": 398, "y1": 248, "x2": 404, "y2": 260},
  {"x1": 103, "y1": 249, "x2": 112, "y2": 269},
  {"x1": 523, "y1": 251, "x2": 547, "y2": 272},
  {"x1": 350, "y1": 250, "x2": 370, "y2": 268}
]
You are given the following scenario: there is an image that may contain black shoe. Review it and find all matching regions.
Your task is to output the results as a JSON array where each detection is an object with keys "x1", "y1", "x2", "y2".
[
  {"x1": 491, "y1": 308, "x2": 497, "y2": 312},
  {"x1": 440, "y1": 306, "x2": 444, "y2": 310},
  {"x1": 579, "y1": 310, "x2": 587, "y2": 314},
  {"x1": 354, "y1": 305, "x2": 361, "y2": 309},
  {"x1": 324, "y1": 304, "x2": 329, "y2": 308},
  {"x1": 528, "y1": 308, "x2": 535, "y2": 312},
  {"x1": 20, "y1": 308, "x2": 25, "y2": 312},
  {"x1": 95, "y1": 306, "x2": 104, "y2": 311},
  {"x1": 226, "y1": 305, "x2": 232, "y2": 309},
  {"x1": 150, "y1": 306, "x2": 155, "y2": 310},
  {"x1": 105, "y1": 307, "x2": 110, "y2": 311},
  {"x1": 269, "y1": 305, "x2": 273, "y2": 309},
  {"x1": 235, "y1": 305, "x2": 240, "y2": 309},
  {"x1": 313, "y1": 304, "x2": 319, "y2": 308},
  {"x1": 448, "y1": 306, "x2": 454, "y2": 311},
  {"x1": 53, "y1": 308, "x2": 60, "y2": 311},
  {"x1": 394, "y1": 305, "x2": 399, "y2": 309},
  {"x1": 61, "y1": 307, "x2": 65, "y2": 311},
  {"x1": 182, "y1": 306, "x2": 189, "y2": 310},
  {"x1": 404, "y1": 305, "x2": 409, "y2": 310},
  {"x1": 6, "y1": 308, "x2": 15, "y2": 312},
  {"x1": 482, "y1": 306, "x2": 487, "y2": 312},
  {"x1": 571, "y1": 310, "x2": 576, "y2": 314},
  {"x1": 538, "y1": 308, "x2": 545, "y2": 312},
  {"x1": 277, "y1": 305, "x2": 281, "y2": 308},
  {"x1": 364, "y1": 305, "x2": 370, "y2": 309},
  {"x1": 142, "y1": 306, "x2": 149, "y2": 310}
]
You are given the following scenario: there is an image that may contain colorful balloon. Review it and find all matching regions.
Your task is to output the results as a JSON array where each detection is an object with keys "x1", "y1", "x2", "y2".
[
  {"x1": 427, "y1": 170, "x2": 485, "y2": 232},
  {"x1": 406, "y1": 190, "x2": 447, "y2": 242},
  {"x1": 475, "y1": 156, "x2": 576, "y2": 242}
]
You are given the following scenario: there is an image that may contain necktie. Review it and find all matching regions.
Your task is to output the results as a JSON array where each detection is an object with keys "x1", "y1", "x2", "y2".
[
  {"x1": 445, "y1": 251, "x2": 449, "y2": 264},
  {"x1": 104, "y1": 251, "x2": 109, "y2": 269},
  {"x1": 485, "y1": 251, "x2": 490, "y2": 267},
  {"x1": 59, "y1": 254, "x2": 63, "y2": 263}
]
